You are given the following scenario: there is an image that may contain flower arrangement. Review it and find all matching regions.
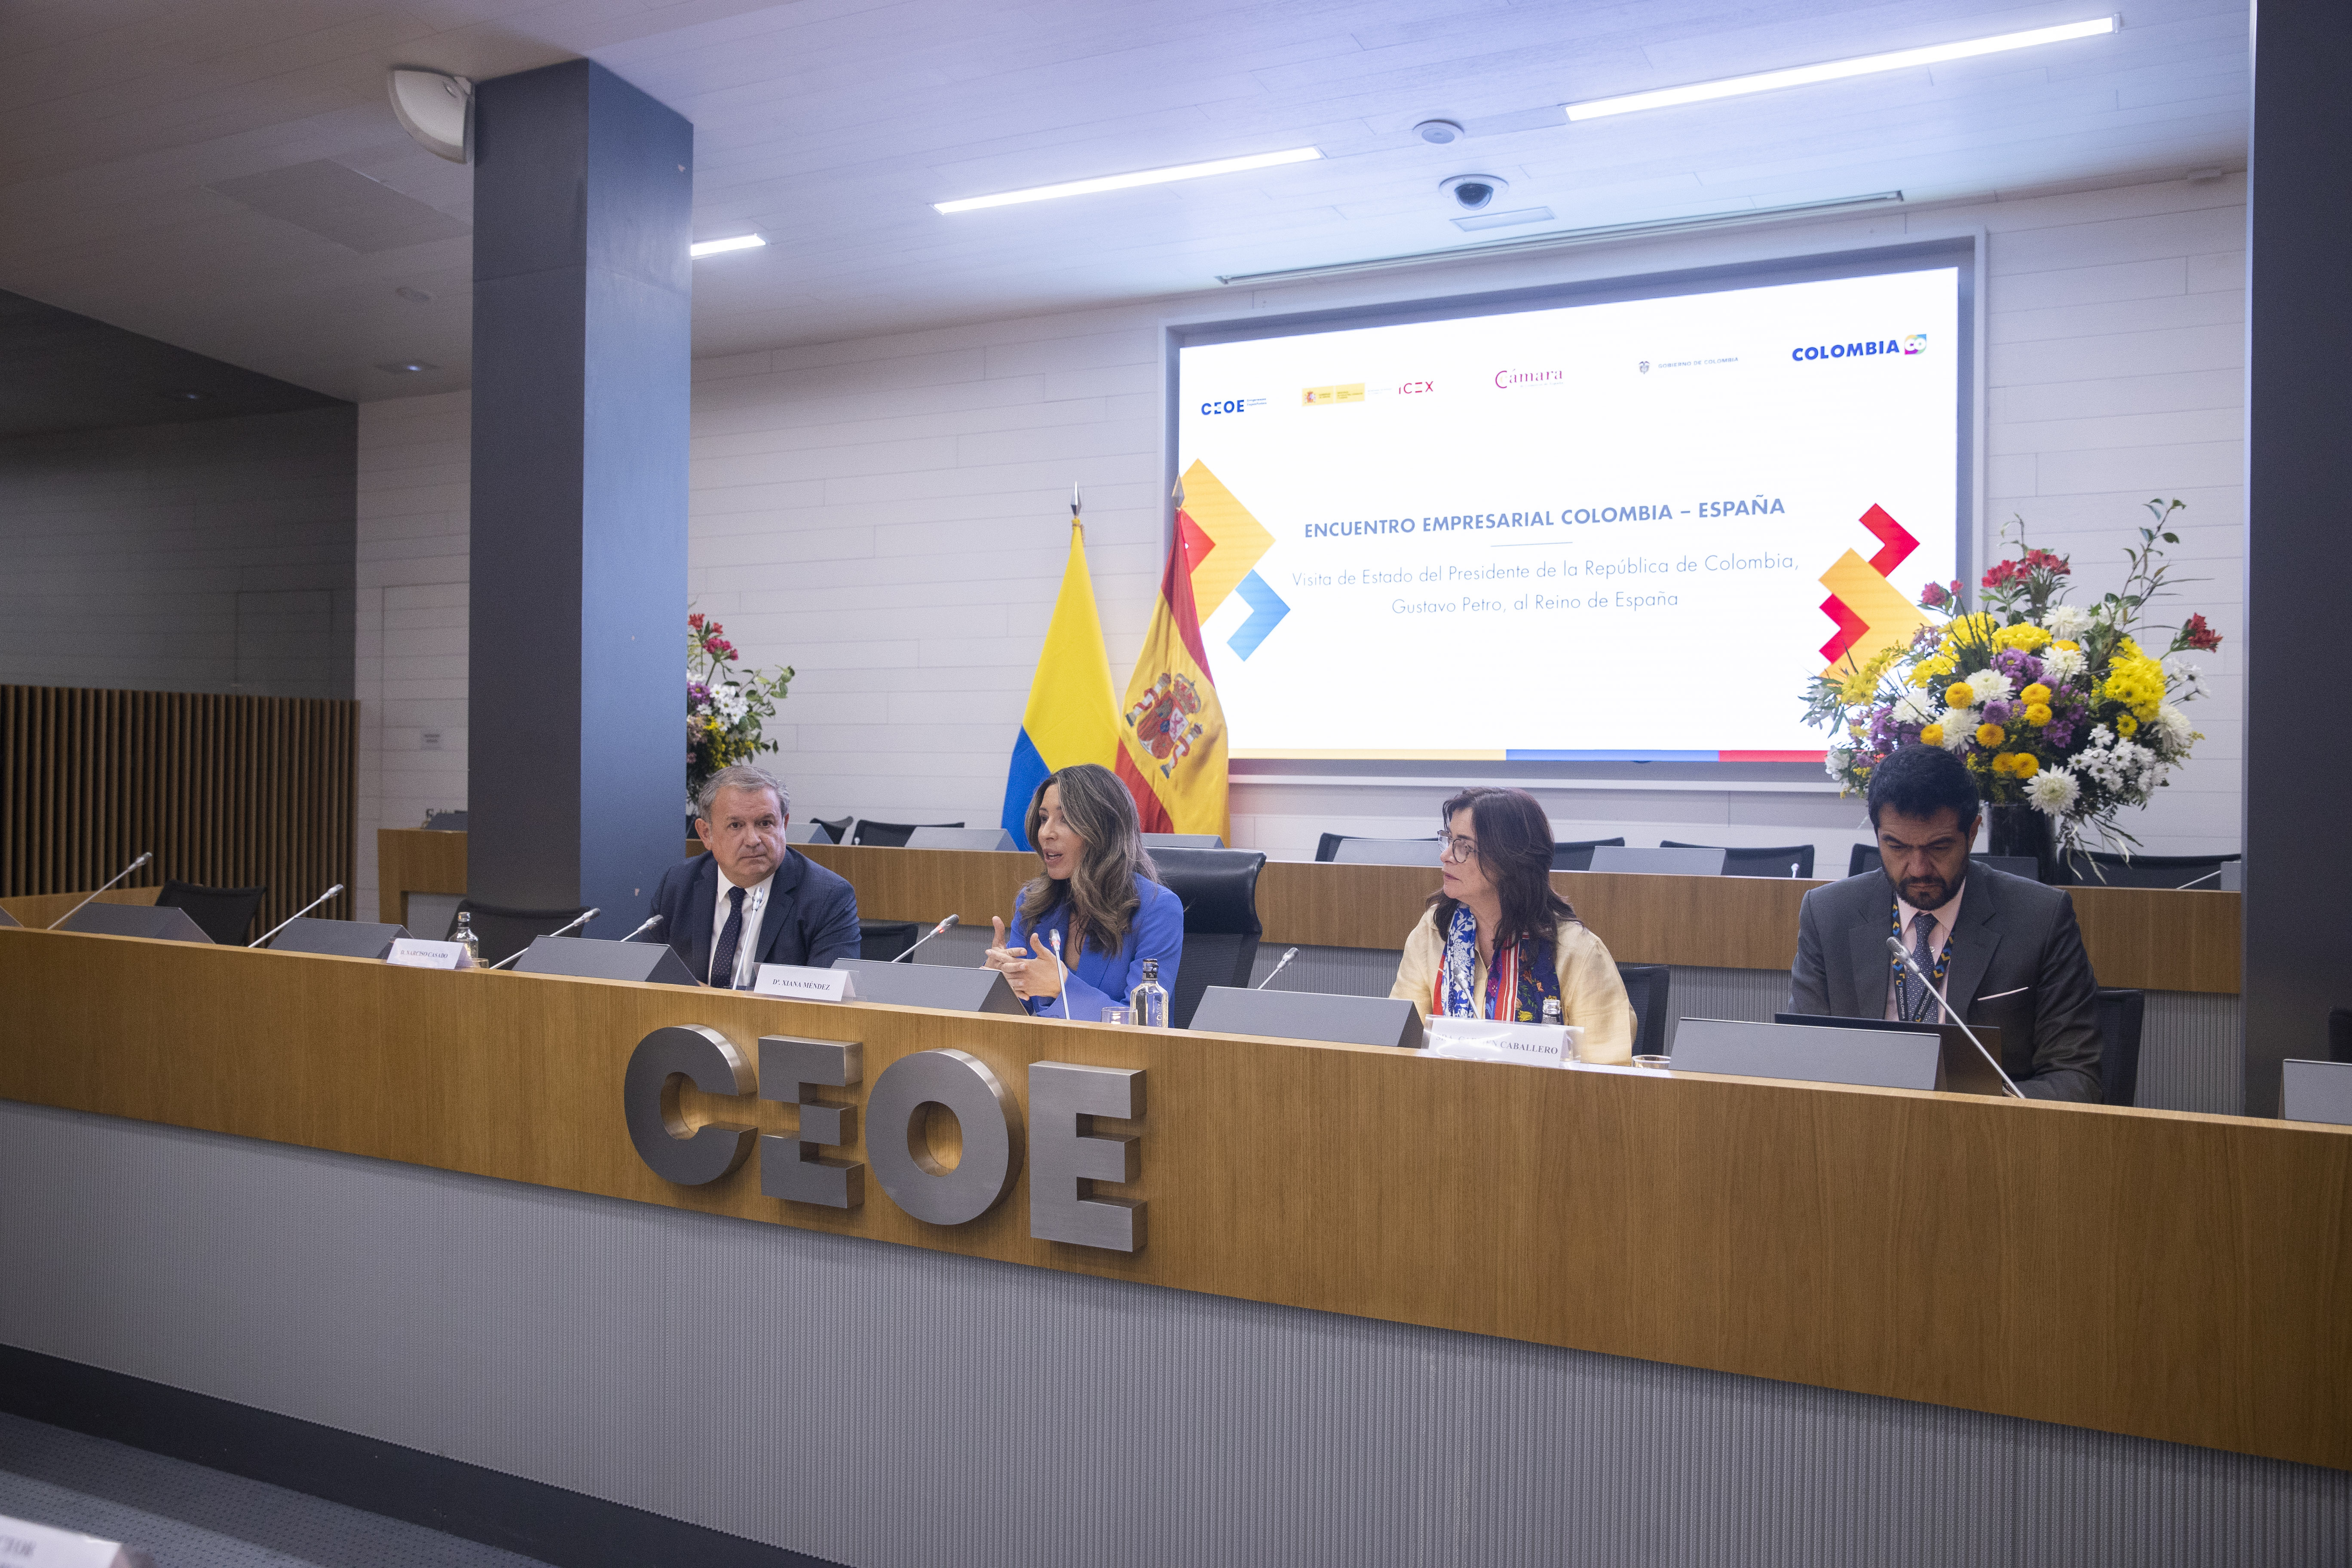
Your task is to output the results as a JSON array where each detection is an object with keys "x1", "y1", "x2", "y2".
[
  {"x1": 687, "y1": 611, "x2": 793, "y2": 808},
  {"x1": 1803, "y1": 500, "x2": 2221, "y2": 860}
]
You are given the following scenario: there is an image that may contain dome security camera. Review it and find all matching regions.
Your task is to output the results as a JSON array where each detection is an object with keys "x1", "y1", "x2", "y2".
[{"x1": 1441, "y1": 174, "x2": 1508, "y2": 211}]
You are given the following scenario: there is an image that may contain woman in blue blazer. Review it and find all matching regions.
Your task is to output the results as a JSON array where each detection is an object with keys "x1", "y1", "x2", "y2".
[{"x1": 985, "y1": 763, "x2": 1182, "y2": 1020}]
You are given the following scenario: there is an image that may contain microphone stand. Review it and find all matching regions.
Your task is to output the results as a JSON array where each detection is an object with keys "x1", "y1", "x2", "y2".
[
  {"x1": 892, "y1": 914, "x2": 961, "y2": 962},
  {"x1": 1884, "y1": 935, "x2": 2025, "y2": 1099},
  {"x1": 487, "y1": 907, "x2": 600, "y2": 970},
  {"x1": 618, "y1": 913, "x2": 665, "y2": 943},
  {"x1": 1047, "y1": 929, "x2": 1072, "y2": 1020},
  {"x1": 1256, "y1": 946, "x2": 1300, "y2": 990},
  {"x1": 251, "y1": 884, "x2": 346, "y2": 947},
  {"x1": 47, "y1": 852, "x2": 154, "y2": 929}
]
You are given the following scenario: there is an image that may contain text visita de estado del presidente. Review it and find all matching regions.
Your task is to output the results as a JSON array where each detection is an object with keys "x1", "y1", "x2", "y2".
[{"x1": 1279, "y1": 551, "x2": 1798, "y2": 615}]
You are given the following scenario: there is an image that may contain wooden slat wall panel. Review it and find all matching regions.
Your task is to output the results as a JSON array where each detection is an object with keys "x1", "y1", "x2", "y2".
[{"x1": 1, "y1": 686, "x2": 357, "y2": 934}]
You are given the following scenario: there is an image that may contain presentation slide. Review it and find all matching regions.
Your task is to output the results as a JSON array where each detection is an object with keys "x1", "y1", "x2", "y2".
[{"x1": 1176, "y1": 266, "x2": 1961, "y2": 760}]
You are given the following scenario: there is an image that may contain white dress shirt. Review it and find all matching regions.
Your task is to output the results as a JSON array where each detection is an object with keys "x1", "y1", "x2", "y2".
[
  {"x1": 710, "y1": 868, "x2": 775, "y2": 989},
  {"x1": 1886, "y1": 878, "x2": 1966, "y2": 1022}
]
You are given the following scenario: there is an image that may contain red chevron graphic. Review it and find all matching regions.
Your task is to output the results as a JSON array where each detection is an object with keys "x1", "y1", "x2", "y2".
[
  {"x1": 1860, "y1": 503, "x2": 1917, "y2": 576},
  {"x1": 1818, "y1": 592, "x2": 1868, "y2": 665}
]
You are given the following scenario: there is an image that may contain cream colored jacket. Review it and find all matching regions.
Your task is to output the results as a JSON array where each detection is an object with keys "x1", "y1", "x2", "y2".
[{"x1": 1390, "y1": 908, "x2": 1637, "y2": 1064}]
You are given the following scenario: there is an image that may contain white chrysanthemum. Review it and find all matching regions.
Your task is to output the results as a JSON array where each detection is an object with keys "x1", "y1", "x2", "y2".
[
  {"x1": 1938, "y1": 710, "x2": 1975, "y2": 750},
  {"x1": 2042, "y1": 646, "x2": 2087, "y2": 684},
  {"x1": 2162, "y1": 655, "x2": 2204, "y2": 700},
  {"x1": 1894, "y1": 690, "x2": 1938, "y2": 726},
  {"x1": 2026, "y1": 767, "x2": 2080, "y2": 815},
  {"x1": 2042, "y1": 605, "x2": 2092, "y2": 640},
  {"x1": 2155, "y1": 704, "x2": 2198, "y2": 750},
  {"x1": 1967, "y1": 669, "x2": 2015, "y2": 705}
]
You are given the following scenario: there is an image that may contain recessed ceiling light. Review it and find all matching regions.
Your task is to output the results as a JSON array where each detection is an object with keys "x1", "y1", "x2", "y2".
[
  {"x1": 934, "y1": 146, "x2": 1323, "y2": 214},
  {"x1": 690, "y1": 234, "x2": 766, "y2": 257},
  {"x1": 375, "y1": 360, "x2": 438, "y2": 374},
  {"x1": 1414, "y1": 119, "x2": 1465, "y2": 145},
  {"x1": 157, "y1": 389, "x2": 211, "y2": 401},
  {"x1": 1564, "y1": 15, "x2": 2117, "y2": 121}
]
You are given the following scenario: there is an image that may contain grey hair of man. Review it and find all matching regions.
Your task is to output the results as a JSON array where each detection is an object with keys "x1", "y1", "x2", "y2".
[{"x1": 695, "y1": 763, "x2": 790, "y2": 822}]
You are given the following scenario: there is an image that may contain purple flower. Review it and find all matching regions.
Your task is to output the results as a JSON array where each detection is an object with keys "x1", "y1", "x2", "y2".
[
  {"x1": 1989, "y1": 648, "x2": 2045, "y2": 684},
  {"x1": 2044, "y1": 720, "x2": 2075, "y2": 748},
  {"x1": 1981, "y1": 699, "x2": 2014, "y2": 724}
]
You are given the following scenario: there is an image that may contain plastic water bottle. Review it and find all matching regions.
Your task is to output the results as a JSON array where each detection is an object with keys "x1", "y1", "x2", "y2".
[
  {"x1": 453, "y1": 910, "x2": 482, "y2": 968},
  {"x1": 1129, "y1": 959, "x2": 1169, "y2": 1028},
  {"x1": 1541, "y1": 996, "x2": 1562, "y2": 1027}
]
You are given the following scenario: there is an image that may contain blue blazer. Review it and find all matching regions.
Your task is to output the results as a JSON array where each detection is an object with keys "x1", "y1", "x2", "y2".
[
  {"x1": 1006, "y1": 876, "x2": 1183, "y2": 1020},
  {"x1": 644, "y1": 849, "x2": 861, "y2": 986}
]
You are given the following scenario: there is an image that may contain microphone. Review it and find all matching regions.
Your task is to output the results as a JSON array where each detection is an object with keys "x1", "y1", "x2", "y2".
[
  {"x1": 251, "y1": 884, "x2": 345, "y2": 947},
  {"x1": 892, "y1": 913, "x2": 961, "y2": 962},
  {"x1": 618, "y1": 913, "x2": 665, "y2": 943},
  {"x1": 487, "y1": 907, "x2": 601, "y2": 969},
  {"x1": 47, "y1": 852, "x2": 154, "y2": 929},
  {"x1": 1047, "y1": 928, "x2": 1072, "y2": 1020},
  {"x1": 1884, "y1": 934, "x2": 2024, "y2": 1099},
  {"x1": 1256, "y1": 946, "x2": 1300, "y2": 990}
]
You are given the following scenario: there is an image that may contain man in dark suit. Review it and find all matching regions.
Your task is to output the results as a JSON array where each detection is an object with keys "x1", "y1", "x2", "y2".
[
  {"x1": 645, "y1": 763, "x2": 861, "y2": 988},
  {"x1": 1788, "y1": 744, "x2": 2102, "y2": 1101}
]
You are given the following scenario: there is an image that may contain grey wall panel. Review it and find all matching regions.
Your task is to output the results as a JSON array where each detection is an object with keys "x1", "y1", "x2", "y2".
[{"x1": 1, "y1": 1100, "x2": 2341, "y2": 1568}]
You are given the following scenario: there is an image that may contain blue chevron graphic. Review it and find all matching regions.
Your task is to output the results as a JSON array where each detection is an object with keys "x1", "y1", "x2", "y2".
[{"x1": 1227, "y1": 570, "x2": 1290, "y2": 661}]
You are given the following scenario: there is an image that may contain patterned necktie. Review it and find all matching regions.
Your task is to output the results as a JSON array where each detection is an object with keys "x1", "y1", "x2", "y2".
[
  {"x1": 710, "y1": 885, "x2": 747, "y2": 989},
  {"x1": 1902, "y1": 909, "x2": 1940, "y2": 1023}
]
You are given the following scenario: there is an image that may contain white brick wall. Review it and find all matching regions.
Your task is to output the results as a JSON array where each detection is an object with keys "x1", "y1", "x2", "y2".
[
  {"x1": 355, "y1": 391, "x2": 470, "y2": 920},
  {"x1": 355, "y1": 173, "x2": 2248, "y2": 889}
]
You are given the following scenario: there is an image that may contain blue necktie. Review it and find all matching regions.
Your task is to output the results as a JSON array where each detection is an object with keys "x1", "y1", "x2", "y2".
[
  {"x1": 1902, "y1": 910, "x2": 1939, "y2": 1023},
  {"x1": 710, "y1": 885, "x2": 746, "y2": 989}
]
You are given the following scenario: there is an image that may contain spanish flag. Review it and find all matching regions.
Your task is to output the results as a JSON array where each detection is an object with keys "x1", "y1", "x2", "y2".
[
  {"x1": 999, "y1": 518, "x2": 1120, "y2": 850},
  {"x1": 1115, "y1": 502, "x2": 1230, "y2": 844}
]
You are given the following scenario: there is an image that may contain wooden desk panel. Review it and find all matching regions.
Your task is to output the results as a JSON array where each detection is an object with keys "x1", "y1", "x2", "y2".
[
  {"x1": 0, "y1": 885, "x2": 161, "y2": 928},
  {"x1": 376, "y1": 829, "x2": 466, "y2": 924},
  {"x1": 0, "y1": 926, "x2": 2339, "y2": 1468},
  {"x1": 383, "y1": 832, "x2": 2242, "y2": 995}
]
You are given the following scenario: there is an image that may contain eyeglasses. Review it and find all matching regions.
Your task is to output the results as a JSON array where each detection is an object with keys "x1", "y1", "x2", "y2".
[{"x1": 1440, "y1": 834, "x2": 1480, "y2": 864}]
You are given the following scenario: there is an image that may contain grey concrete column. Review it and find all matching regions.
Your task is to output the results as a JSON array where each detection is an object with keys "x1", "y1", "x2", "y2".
[
  {"x1": 2243, "y1": 3, "x2": 2352, "y2": 1114},
  {"x1": 467, "y1": 60, "x2": 691, "y2": 934}
]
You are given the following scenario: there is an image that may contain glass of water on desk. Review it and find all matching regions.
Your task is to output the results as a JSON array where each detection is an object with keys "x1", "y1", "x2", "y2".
[{"x1": 1099, "y1": 1006, "x2": 1132, "y2": 1026}]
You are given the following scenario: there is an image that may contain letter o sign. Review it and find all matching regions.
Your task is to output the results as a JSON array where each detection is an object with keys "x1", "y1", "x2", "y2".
[{"x1": 866, "y1": 1049, "x2": 1021, "y2": 1225}]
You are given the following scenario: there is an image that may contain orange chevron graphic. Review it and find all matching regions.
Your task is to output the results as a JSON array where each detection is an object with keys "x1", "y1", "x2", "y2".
[
  {"x1": 1816, "y1": 504, "x2": 1928, "y2": 677},
  {"x1": 1176, "y1": 460, "x2": 1274, "y2": 619}
]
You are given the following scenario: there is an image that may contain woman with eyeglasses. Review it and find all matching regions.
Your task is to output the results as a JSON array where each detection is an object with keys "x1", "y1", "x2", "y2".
[
  {"x1": 984, "y1": 762, "x2": 1183, "y2": 1019},
  {"x1": 1390, "y1": 786, "x2": 1635, "y2": 1060}
]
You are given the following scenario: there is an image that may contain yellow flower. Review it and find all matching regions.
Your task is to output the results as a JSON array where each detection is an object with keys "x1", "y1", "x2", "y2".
[
  {"x1": 2019, "y1": 683, "x2": 2051, "y2": 705},
  {"x1": 1945, "y1": 681, "x2": 1976, "y2": 708},
  {"x1": 1975, "y1": 722, "x2": 2006, "y2": 748},
  {"x1": 1836, "y1": 645, "x2": 1901, "y2": 704},
  {"x1": 1918, "y1": 723, "x2": 1944, "y2": 747},
  {"x1": 2116, "y1": 714, "x2": 2139, "y2": 737},
  {"x1": 2054, "y1": 639, "x2": 2081, "y2": 652},
  {"x1": 1910, "y1": 652, "x2": 1956, "y2": 689},
  {"x1": 2025, "y1": 703, "x2": 2053, "y2": 727},
  {"x1": 1989, "y1": 752, "x2": 2013, "y2": 776},
  {"x1": 2117, "y1": 634, "x2": 2144, "y2": 661},
  {"x1": 1943, "y1": 611, "x2": 2000, "y2": 645},
  {"x1": 2102, "y1": 656, "x2": 2166, "y2": 719},
  {"x1": 2010, "y1": 753, "x2": 2040, "y2": 779},
  {"x1": 1993, "y1": 622, "x2": 2052, "y2": 652}
]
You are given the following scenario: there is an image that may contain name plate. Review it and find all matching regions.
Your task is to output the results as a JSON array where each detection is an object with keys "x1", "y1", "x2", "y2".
[
  {"x1": 755, "y1": 964, "x2": 858, "y2": 1002},
  {"x1": 1422, "y1": 1017, "x2": 1579, "y2": 1067},
  {"x1": 386, "y1": 938, "x2": 471, "y2": 970},
  {"x1": 0, "y1": 1515, "x2": 141, "y2": 1566}
]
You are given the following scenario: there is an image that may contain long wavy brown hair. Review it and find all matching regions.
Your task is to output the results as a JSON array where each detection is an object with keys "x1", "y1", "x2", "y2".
[
  {"x1": 1017, "y1": 763, "x2": 1161, "y2": 956},
  {"x1": 1426, "y1": 786, "x2": 1577, "y2": 952}
]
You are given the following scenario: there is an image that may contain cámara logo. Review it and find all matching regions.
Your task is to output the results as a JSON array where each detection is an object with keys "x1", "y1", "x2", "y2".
[{"x1": 1493, "y1": 368, "x2": 1564, "y2": 389}]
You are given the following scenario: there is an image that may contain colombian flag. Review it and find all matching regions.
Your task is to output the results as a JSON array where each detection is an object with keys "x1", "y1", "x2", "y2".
[
  {"x1": 1000, "y1": 519, "x2": 1120, "y2": 851},
  {"x1": 1115, "y1": 505, "x2": 1230, "y2": 844}
]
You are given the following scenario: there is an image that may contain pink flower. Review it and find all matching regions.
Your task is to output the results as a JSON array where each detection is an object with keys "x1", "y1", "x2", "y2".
[
  {"x1": 1919, "y1": 580, "x2": 1950, "y2": 608},
  {"x1": 2177, "y1": 612, "x2": 2222, "y2": 652}
]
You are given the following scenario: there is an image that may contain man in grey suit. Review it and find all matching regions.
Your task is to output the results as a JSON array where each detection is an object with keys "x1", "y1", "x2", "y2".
[{"x1": 1788, "y1": 744, "x2": 2103, "y2": 1101}]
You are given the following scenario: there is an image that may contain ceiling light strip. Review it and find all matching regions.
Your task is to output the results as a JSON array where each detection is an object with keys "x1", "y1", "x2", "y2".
[
  {"x1": 1215, "y1": 191, "x2": 1904, "y2": 287},
  {"x1": 691, "y1": 233, "x2": 766, "y2": 257},
  {"x1": 935, "y1": 147, "x2": 1322, "y2": 214},
  {"x1": 1565, "y1": 16, "x2": 2117, "y2": 121}
]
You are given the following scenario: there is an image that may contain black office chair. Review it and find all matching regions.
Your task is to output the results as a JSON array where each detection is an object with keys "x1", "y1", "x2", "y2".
[
  {"x1": 156, "y1": 879, "x2": 268, "y2": 946},
  {"x1": 851, "y1": 819, "x2": 964, "y2": 848},
  {"x1": 1847, "y1": 842, "x2": 1875, "y2": 879},
  {"x1": 859, "y1": 919, "x2": 919, "y2": 961},
  {"x1": 447, "y1": 899, "x2": 591, "y2": 967},
  {"x1": 812, "y1": 816, "x2": 852, "y2": 845},
  {"x1": 423, "y1": 809, "x2": 468, "y2": 831},
  {"x1": 1660, "y1": 841, "x2": 1815, "y2": 878},
  {"x1": 1550, "y1": 837, "x2": 1626, "y2": 871},
  {"x1": 2328, "y1": 1007, "x2": 2352, "y2": 1065},
  {"x1": 1851, "y1": 845, "x2": 2041, "y2": 882},
  {"x1": 1152, "y1": 847, "x2": 1265, "y2": 1030},
  {"x1": 1615, "y1": 964, "x2": 1670, "y2": 1058},
  {"x1": 2094, "y1": 988, "x2": 2147, "y2": 1107},
  {"x1": 2062, "y1": 850, "x2": 2239, "y2": 890},
  {"x1": 1316, "y1": 833, "x2": 1442, "y2": 863}
]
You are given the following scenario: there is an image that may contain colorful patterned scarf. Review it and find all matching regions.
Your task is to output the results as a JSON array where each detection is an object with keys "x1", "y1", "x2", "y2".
[{"x1": 1434, "y1": 904, "x2": 1563, "y2": 1023}]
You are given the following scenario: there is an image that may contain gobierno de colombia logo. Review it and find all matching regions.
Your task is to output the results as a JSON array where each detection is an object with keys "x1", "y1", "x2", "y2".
[{"x1": 1790, "y1": 333, "x2": 1926, "y2": 363}]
